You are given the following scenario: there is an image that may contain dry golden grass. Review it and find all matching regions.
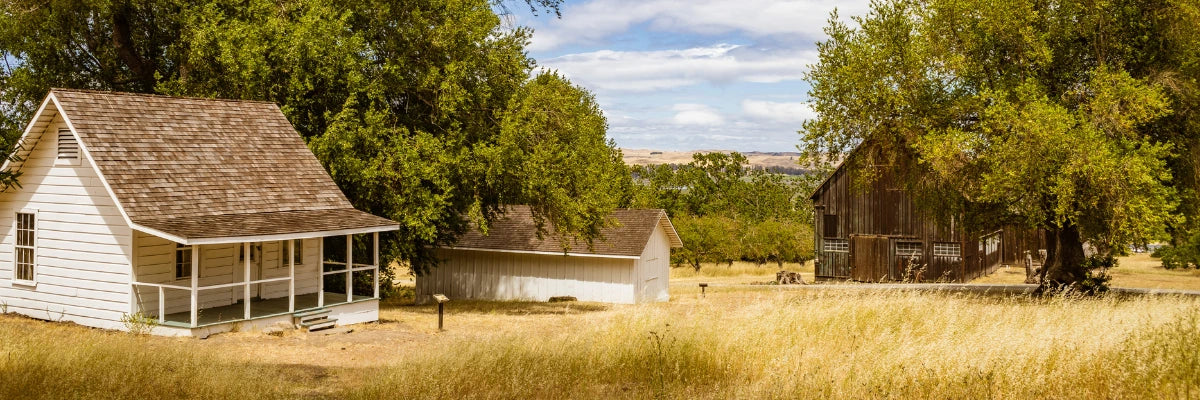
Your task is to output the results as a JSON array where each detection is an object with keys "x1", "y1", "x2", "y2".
[
  {"x1": 3, "y1": 286, "x2": 1199, "y2": 399},
  {"x1": 974, "y1": 253, "x2": 1200, "y2": 291},
  {"x1": 669, "y1": 260, "x2": 814, "y2": 286}
]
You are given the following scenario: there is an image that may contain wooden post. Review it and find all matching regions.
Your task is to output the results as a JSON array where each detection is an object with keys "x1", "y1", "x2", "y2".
[
  {"x1": 158, "y1": 286, "x2": 165, "y2": 324},
  {"x1": 244, "y1": 242, "x2": 251, "y2": 320},
  {"x1": 190, "y1": 244, "x2": 199, "y2": 327},
  {"x1": 373, "y1": 232, "x2": 380, "y2": 299},
  {"x1": 318, "y1": 237, "x2": 324, "y2": 308},
  {"x1": 288, "y1": 239, "x2": 296, "y2": 313},
  {"x1": 346, "y1": 234, "x2": 353, "y2": 304}
]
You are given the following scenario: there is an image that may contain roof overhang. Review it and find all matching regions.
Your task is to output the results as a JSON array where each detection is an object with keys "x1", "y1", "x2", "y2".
[
  {"x1": 441, "y1": 246, "x2": 642, "y2": 260},
  {"x1": 656, "y1": 212, "x2": 684, "y2": 248},
  {"x1": 137, "y1": 223, "x2": 399, "y2": 246}
]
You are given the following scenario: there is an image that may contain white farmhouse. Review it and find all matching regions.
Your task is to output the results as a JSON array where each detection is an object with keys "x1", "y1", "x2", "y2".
[
  {"x1": 0, "y1": 89, "x2": 399, "y2": 337},
  {"x1": 417, "y1": 206, "x2": 682, "y2": 304}
]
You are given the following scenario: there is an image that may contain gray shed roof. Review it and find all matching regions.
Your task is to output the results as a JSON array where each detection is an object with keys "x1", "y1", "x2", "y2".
[
  {"x1": 451, "y1": 206, "x2": 683, "y2": 258},
  {"x1": 6, "y1": 89, "x2": 398, "y2": 244}
]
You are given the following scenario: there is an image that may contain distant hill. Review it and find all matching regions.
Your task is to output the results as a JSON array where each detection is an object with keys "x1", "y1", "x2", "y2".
[{"x1": 622, "y1": 149, "x2": 812, "y2": 175}]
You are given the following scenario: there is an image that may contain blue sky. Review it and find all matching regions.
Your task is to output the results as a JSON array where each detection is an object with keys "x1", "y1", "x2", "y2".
[{"x1": 512, "y1": 0, "x2": 873, "y2": 152}]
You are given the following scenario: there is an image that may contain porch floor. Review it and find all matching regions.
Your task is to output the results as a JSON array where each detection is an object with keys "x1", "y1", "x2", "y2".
[{"x1": 162, "y1": 292, "x2": 373, "y2": 327}]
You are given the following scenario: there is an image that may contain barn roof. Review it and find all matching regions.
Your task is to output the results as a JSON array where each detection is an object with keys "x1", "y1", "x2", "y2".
[
  {"x1": 3, "y1": 89, "x2": 398, "y2": 244},
  {"x1": 450, "y1": 206, "x2": 683, "y2": 259}
]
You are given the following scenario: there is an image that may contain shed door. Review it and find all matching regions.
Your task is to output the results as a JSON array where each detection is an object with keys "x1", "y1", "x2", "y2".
[{"x1": 851, "y1": 235, "x2": 889, "y2": 281}]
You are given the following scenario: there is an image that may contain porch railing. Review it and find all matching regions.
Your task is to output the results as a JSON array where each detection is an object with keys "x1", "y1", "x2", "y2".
[{"x1": 129, "y1": 232, "x2": 380, "y2": 328}]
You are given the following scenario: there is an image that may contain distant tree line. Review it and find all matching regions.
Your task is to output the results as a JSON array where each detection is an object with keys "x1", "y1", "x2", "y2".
[{"x1": 628, "y1": 152, "x2": 817, "y2": 270}]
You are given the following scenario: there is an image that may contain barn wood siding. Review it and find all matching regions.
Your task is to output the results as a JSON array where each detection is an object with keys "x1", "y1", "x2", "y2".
[
  {"x1": 0, "y1": 117, "x2": 132, "y2": 330},
  {"x1": 812, "y1": 160, "x2": 1045, "y2": 283},
  {"x1": 813, "y1": 163, "x2": 965, "y2": 282},
  {"x1": 419, "y1": 249, "x2": 641, "y2": 304}
]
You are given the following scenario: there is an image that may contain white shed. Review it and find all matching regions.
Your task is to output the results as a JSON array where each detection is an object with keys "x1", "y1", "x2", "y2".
[
  {"x1": 0, "y1": 89, "x2": 399, "y2": 337},
  {"x1": 417, "y1": 207, "x2": 683, "y2": 304}
]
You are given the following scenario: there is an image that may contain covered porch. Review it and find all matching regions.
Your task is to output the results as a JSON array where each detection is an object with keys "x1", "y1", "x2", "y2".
[{"x1": 130, "y1": 232, "x2": 383, "y2": 330}]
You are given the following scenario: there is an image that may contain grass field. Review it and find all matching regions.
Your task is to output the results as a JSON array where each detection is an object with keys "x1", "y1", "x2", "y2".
[{"x1": 3, "y1": 258, "x2": 1200, "y2": 399}]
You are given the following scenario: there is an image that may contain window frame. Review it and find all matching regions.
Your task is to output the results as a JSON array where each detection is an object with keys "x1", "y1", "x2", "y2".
[
  {"x1": 933, "y1": 242, "x2": 962, "y2": 258},
  {"x1": 12, "y1": 210, "x2": 37, "y2": 286},
  {"x1": 895, "y1": 241, "x2": 923, "y2": 258},
  {"x1": 823, "y1": 238, "x2": 849, "y2": 253},
  {"x1": 292, "y1": 239, "x2": 304, "y2": 265},
  {"x1": 175, "y1": 242, "x2": 193, "y2": 280}
]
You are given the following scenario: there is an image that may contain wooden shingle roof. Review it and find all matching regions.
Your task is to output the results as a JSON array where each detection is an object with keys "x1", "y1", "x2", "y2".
[
  {"x1": 451, "y1": 206, "x2": 683, "y2": 258},
  {"x1": 12, "y1": 89, "x2": 398, "y2": 244}
]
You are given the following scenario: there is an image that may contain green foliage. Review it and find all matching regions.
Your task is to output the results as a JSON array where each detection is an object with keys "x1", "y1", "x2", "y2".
[
  {"x1": 119, "y1": 312, "x2": 159, "y2": 336},
  {"x1": 0, "y1": 0, "x2": 629, "y2": 280},
  {"x1": 802, "y1": 0, "x2": 1199, "y2": 284},
  {"x1": 632, "y1": 152, "x2": 816, "y2": 269}
]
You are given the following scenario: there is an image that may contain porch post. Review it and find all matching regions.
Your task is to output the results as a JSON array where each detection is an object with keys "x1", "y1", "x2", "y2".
[
  {"x1": 373, "y1": 232, "x2": 379, "y2": 299},
  {"x1": 346, "y1": 234, "x2": 353, "y2": 304},
  {"x1": 318, "y1": 238, "x2": 324, "y2": 308},
  {"x1": 288, "y1": 239, "x2": 295, "y2": 313},
  {"x1": 244, "y1": 242, "x2": 251, "y2": 320},
  {"x1": 190, "y1": 244, "x2": 199, "y2": 327}
]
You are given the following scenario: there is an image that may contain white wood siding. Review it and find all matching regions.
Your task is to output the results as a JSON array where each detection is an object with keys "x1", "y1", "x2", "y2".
[
  {"x1": 634, "y1": 225, "x2": 671, "y2": 302},
  {"x1": 0, "y1": 117, "x2": 132, "y2": 330},
  {"x1": 133, "y1": 235, "x2": 321, "y2": 316},
  {"x1": 419, "y1": 249, "x2": 642, "y2": 304}
]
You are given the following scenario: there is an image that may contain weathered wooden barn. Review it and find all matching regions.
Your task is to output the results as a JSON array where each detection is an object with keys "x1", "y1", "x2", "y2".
[
  {"x1": 0, "y1": 89, "x2": 399, "y2": 337},
  {"x1": 810, "y1": 148, "x2": 1044, "y2": 283},
  {"x1": 416, "y1": 207, "x2": 682, "y2": 304}
]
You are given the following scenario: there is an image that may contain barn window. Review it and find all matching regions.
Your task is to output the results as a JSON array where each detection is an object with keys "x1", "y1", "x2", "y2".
[
  {"x1": 57, "y1": 129, "x2": 79, "y2": 160},
  {"x1": 823, "y1": 214, "x2": 838, "y2": 237},
  {"x1": 175, "y1": 242, "x2": 193, "y2": 280},
  {"x1": 824, "y1": 239, "x2": 849, "y2": 253},
  {"x1": 934, "y1": 243, "x2": 961, "y2": 257},
  {"x1": 895, "y1": 242, "x2": 923, "y2": 257},
  {"x1": 13, "y1": 212, "x2": 36, "y2": 283}
]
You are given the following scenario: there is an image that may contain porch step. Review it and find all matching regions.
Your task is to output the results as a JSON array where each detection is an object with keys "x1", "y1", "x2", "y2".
[
  {"x1": 294, "y1": 308, "x2": 336, "y2": 332},
  {"x1": 293, "y1": 308, "x2": 331, "y2": 320},
  {"x1": 301, "y1": 318, "x2": 338, "y2": 332}
]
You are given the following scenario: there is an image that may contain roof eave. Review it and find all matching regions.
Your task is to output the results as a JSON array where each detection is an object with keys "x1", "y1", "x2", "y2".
[{"x1": 135, "y1": 223, "x2": 401, "y2": 246}]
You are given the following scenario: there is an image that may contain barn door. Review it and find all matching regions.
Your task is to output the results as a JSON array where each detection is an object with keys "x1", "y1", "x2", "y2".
[{"x1": 851, "y1": 236, "x2": 889, "y2": 281}]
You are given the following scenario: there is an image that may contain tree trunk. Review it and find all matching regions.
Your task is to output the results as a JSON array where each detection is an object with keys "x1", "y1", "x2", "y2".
[{"x1": 1038, "y1": 224, "x2": 1087, "y2": 291}]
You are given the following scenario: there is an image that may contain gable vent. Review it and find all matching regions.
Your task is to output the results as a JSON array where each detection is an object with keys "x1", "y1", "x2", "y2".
[{"x1": 57, "y1": 129, "x2": 78, "y2": 159}]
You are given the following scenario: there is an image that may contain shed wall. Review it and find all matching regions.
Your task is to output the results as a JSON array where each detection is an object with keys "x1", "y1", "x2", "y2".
[
  {"x1": 634, "y1": 225, "x2": 671, "y2": 302},
  {"x1": 0, "y1": 117, "x2": 132, "y2": 329},
  {"x1": 418, "y1": 249, "x2": 639, "y2": 304}
]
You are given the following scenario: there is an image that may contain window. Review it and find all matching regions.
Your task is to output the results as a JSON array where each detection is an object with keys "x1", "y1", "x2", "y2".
[
  {"x1": 175, "y1": 242, "x2": 192, "y2": 280},
  {"x1": 934, "y1": 243, "x2": 962, "y2": 257},
  {"x1": 239, "y1": 243, "x2": 260, "y2": 263},
  {"x1": 824, "y1": 238, "x2": 849, "y2": 253},
  {"x1": 57, "y1": 129, "x2": 78, "y2": 160},
  {"x1": 14, "y1": 212, "x2": 35, "y2": 282},
  {"x1": 823, "y1": 214, "x2": 838, "y2": 237},
  {"x1": 895, "y1": 242, "x2": 923, "y2": 257},
  {"x1": 292, "y1": 239, "x2": 304, "y2": 265}
]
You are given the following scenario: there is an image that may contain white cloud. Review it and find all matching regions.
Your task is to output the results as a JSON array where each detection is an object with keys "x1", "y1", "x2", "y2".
[
  {"x1": 526, "y1": 0, "x2": 872, "y2": 51},
  {"x1": 671, "y1": 103, "x2": 725, "y2": 126},
  {"x1": 540, "y1": 44, "x2": 815, "y2": 93},
  {"x1": 741, "y1": 99, "x2": 817, "y2": 123}
]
